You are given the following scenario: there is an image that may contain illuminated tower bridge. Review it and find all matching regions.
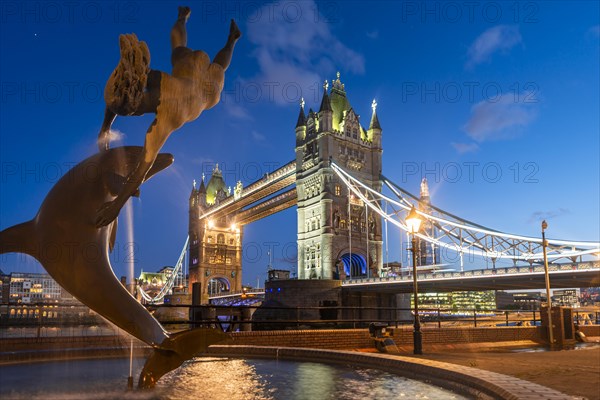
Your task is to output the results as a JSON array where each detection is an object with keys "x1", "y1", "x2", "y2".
[
  {"x1": 186, "y1": 73, "x2": 385, "y2": 303},
  {"x1": 174, "y1": 73, "x2": 599, "y2": 305}
]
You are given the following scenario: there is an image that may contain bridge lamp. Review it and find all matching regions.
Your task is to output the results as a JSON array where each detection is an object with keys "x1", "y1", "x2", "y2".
[
  {"x1": 406, "y1": 205, "x2": 423, "y2": 355},
  {"x1": 541, "y1": 220, "x2": 554, "y2": 346},
  {"x1": 406, "y1": 206, "x2": 422, "y2": 236}
]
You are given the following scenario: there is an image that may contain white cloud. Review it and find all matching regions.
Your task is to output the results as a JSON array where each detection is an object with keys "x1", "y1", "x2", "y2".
[
  {"x1": 463, "y1": 93, "x2": 537, "y2": 142},
  {"x1": 528, "y1": 208, "x2": 570, "y2": 223},
  {"x1": 451, "y1": 142, "x2": 479, "y2": 154},
  {"x1": 466, "y1": 25, "x2": 522, "y2": 69},
  {"x1": 222, "y1": 100, "x2": 253, "y2": 121},
  {"x1": 107, "y1": 129, "x2": 125, "y2": 142},
  {"x1": 246, "y1": 0, "x2": 365, "y2": 106},
  {"x1": 251, "y1": 130, "x2": 266, "y2": 141},
  {"x1": 366, "y1": 30, "x2": 379, "y2": 39},
  {"x1": 190, "y1": 156, "x2": 214, "y2": 166}
]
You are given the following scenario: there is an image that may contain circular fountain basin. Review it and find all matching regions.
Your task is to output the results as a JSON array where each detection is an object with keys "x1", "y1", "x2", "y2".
[{"x1": 0, "y1": 356, "x2": 466, "y2": 399}]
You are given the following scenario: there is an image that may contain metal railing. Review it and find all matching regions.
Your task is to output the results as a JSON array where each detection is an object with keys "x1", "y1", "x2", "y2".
[
  {"x1": 2, "y1": 305, "x2": 598, "y2": 338},
  {"x1": 157, "y1": 304, "x2": 600, "y2": 332},
  {"x1": 344, "y1": 261, "x2": 600, "y2": 285}
]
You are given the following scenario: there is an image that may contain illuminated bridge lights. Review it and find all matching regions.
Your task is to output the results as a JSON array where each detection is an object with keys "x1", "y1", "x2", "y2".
[{"x1": 330, "y1": 161, "x2": 599, "y2": 264}]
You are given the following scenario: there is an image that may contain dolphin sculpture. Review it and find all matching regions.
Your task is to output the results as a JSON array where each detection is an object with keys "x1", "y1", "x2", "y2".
[{"x1": 0, "y1": 146, "x2": 229, "y2": 387}]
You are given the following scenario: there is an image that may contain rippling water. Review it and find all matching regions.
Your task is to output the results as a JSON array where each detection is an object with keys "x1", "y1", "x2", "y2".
[{"x1": 0, "y1": 357, "x2": 467, "y2": 399}]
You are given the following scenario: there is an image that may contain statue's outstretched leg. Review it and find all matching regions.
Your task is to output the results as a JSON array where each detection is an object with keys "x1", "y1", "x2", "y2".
[
  {"x1": 95, "y1": 109, "x2": 183, "y2": 227},
  {"x1": 213, "y1": 19, "x2": 241, "y2": 71},
  {"x1": 171, "y1": 6, "x2": 191, "y2": 50}
]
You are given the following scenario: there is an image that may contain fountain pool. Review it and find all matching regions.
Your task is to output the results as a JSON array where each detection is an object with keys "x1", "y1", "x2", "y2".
[{"x1": 0, "y1": 356, "x2": 467, "y2": 399}]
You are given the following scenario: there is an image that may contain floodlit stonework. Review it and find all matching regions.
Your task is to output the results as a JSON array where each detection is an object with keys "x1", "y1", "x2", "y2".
[
  {"x1": 188, "y1": 165, "x2": 243, "y2": 303},
  {"x1": 295, "y1": 73, "x2": 383, "y2": 280}
]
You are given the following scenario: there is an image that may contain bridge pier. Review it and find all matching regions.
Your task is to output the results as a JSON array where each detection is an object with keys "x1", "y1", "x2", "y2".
[
  {"x1": 341, "y1": 290, "x2": 405, "y2": 326},
  {"x1": 252, "y1": 279, "x2": 408, "y2": 330}
]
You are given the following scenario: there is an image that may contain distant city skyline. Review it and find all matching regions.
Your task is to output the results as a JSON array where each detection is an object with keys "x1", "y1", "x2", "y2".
[{"x1": 1, "y1": 1, "x2": 598, "y2": 286}]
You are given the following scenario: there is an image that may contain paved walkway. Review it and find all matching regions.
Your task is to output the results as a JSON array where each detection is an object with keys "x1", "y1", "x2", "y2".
[{"x1": 392, "y1": 340, "x2": 600, "y2": 400}]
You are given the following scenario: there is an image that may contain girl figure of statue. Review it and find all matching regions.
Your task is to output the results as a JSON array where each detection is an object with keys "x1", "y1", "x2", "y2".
[{"x1": 95, "y1": 6, "x2": 241, "y2": 226}]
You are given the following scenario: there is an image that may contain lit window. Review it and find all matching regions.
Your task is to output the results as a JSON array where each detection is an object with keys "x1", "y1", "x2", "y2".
[{"x1": 335, "y1": 185, "x2": 341, "y2": 196}]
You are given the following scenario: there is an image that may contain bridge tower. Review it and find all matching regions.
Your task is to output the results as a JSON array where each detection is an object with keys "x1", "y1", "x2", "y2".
[
  {"x1": 418, "y1": 178, "x2": 441, "y2": 266},
  {"x1": 188, "y1": 165, "x2": 243, "y2": 303},
  {"x1": 295, "y1": 73, "x2": 383, "y2": 280}
]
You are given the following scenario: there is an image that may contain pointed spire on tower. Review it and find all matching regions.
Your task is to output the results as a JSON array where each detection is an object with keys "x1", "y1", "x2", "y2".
[
  {"x1": 198, "y1": 173, "x2": 206, "y2": 194},
  {"x1": 369, "y1": 99, "x2": 381, "y2": 130},
  {"x1": 319, "y1": 80, "x2": 332, "y2": 112},
  {"x1": 189, "y1": 178, "x2": 198, "y2": 200},
  {"x1": 332, "y1": 71, "x2": 345, "y2": 93},
  {"x1": 296, "y1": 97, "x2": 306, "y2": 128},
  {"x1": 420, "y1": 178, "x2": 430, "y2": 199}
]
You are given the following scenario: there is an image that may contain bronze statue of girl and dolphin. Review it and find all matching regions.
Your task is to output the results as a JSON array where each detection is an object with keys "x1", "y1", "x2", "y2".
[{"x1": 0, "y1": 6, "x2": 240, "y2": 388}]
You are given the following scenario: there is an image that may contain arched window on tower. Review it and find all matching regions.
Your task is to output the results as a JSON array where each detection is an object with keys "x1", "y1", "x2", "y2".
[
  {"x1": 305, "y1": 247, "x2": 311, "y2": 268},
  {"x1": 316, "y1": 244, "x2": 321, "y2": 268}
]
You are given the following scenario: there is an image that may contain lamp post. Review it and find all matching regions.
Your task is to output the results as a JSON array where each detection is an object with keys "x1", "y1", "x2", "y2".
[
  {"x1": 406, "y1": 205, "x2": 422, "y2": 355},
  {"x1": 541, "y1": 220, "x2": 554, "y2": 346}
]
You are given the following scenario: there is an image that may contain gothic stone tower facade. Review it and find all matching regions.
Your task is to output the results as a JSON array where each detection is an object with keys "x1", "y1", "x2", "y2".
[
  {"x1": 417, "y1": 178, "x2": 441, "y2": 266},
  {"x1": 295, "y1": 73, "x2": 383, "y2": 280},
  {"x1": 188, "y1": 166, "x2": 243, "y2": 303}
]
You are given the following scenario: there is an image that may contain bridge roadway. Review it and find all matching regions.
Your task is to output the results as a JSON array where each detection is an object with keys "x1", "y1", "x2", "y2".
[
  {"x1": 342, "y1": 261, "x2": 600, "y2": 293},
  {"x1": 200, "y1": 160, "x2": 297, "y2": 225},
  {"x1": 206, "y1": 262, "x2": 599, "y2": 301}
]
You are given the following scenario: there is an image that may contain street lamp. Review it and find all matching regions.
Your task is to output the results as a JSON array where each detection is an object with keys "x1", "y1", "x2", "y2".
[
  {"x1": 406, "y1": 205, "x2": 423, "y2": 355},
  {"x1": 541, "y1": 220, "x2": 554, "y2": 346}
]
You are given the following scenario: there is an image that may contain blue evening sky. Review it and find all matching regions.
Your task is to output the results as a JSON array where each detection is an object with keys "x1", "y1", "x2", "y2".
[{"x1": 1, "y1": 1, "x2": 598, "y2": 285}]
